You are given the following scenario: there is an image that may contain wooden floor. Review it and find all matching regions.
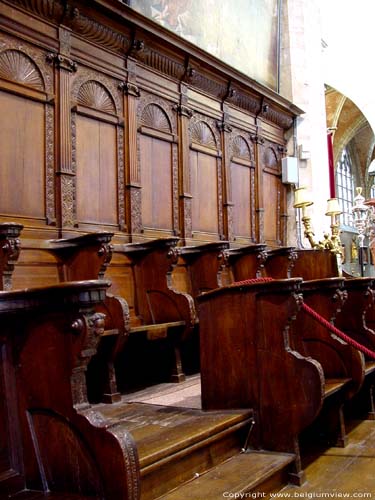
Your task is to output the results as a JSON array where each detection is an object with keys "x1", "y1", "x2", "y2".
[{"x1": 275, "y1": 419, "x2": 375, "y2": 497}]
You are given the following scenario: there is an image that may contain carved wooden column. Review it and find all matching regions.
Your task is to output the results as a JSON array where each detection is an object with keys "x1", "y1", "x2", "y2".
[
  {"x1": 176, "y1": 84, "x2": 193, "y2": 243},
  {"x1": 218, "y1": 110, "x2": 233, "y2": 242},
  {"x1": 278, "y1": 145, "x2": 289, "y2": 246},
  {"x1": 47, "y1": 27, "x2": 77, "y2": 230},
  {"x1": 121, "y1": 57, "x2": 141, "y2": 238}
]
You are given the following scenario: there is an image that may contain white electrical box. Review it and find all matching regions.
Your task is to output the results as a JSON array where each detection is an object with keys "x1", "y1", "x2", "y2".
[{"x1": 281, "y1": 156, "x2": 299, "y2": 184}]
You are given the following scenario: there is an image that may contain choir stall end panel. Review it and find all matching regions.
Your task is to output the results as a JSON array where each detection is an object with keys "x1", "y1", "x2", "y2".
[
  {"x1": 189, "y1": 117, "x2": 223, "y2": 243},
  {"x1": 72, "y1": 76, "x2": 125, "y2": 232},
  {"x1": 137, "y1": 99, "x2": 179, "y2": 238},
  {"x1": 0, "y1": 46, "x2": 55, "y2": 230}
]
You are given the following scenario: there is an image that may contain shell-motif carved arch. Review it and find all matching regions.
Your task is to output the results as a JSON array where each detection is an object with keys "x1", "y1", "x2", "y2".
[
  {"x1": 263, "y1": 146, "x2": 279, "y2": 170},
  {"x1": 0, "y1": 49, "x2": 45, "y2": 90},
  {"x1": 140, "y1": 103, "x2": 172, "y2": 133},
  {"x1": 190, "y1": 120, "x2": 217, "y2": 149},
  {"x1": 77, "y1": 80, "x2": 116, "y2": 115},
  {"x1": 231, "y1": 135, "x2": 253, "y2": 162}
]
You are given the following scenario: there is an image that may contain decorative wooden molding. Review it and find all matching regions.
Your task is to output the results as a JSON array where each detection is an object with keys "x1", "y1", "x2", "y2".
[
  {"x1": 117, "y1": 127, "x2": 126, "y2": 231},
  {"x1": 0, "y1": 49, "x2": 45, "y2": 90},
  {"x1": 217, "y1": 121, "x2": 233, "y2": 133},
  {"x1": 9, "y1": 0, "x2": 65, "y2": 22},
  {"x1": 225, "y1": 86, "x2": 261, "y2": 115},
  {"x1": 61, "y1": 174, "x2": 76, "y2": 227},
  {"x1": 71, "y1": 12, "x2": 131, "y2": 53},
  {"x1": 185, "y1": 66, "x2": 227, "y2": 100},
  {"x1": 45, "y1": 104, "x2": 56, "y2": 225},
  {"x1": 261, "y1": 103, "x2": 294, "y2": 130},
  {"x1": 132, "y1": 40, "x2": 185, "y2": 81}
]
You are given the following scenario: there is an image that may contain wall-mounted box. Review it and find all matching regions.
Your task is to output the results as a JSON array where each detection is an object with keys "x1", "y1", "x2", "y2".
[{"x1": 282, "y1": 156, "x2": 299, "y2": 184}]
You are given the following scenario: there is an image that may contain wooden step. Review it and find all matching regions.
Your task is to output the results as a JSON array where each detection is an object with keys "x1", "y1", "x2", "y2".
[
  {"x1": 157, "y1": 450, "x2": 295, "y2": 500},
  {"x1": 84, "y1": 401, "x2": 254, "y2": 500}
]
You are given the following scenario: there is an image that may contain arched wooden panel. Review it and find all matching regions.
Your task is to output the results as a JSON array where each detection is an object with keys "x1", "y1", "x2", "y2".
[
  {"x1": 191, "y1": 150, "x2": 219, "y2": 235},
  {"x1": 74, "y1": 79, "x2": 120, "y2": 228},
  {"x1": 262, "y1": 145, "x2": 284, "y2": 246},
  {"x1": 230, "y1": 135, "x2": 255, "y2": 243},
  {"x1": 189, "y1": 118, "x2": 222, "y2": 241},
  {"x1": 138, "y1": 101, "x2": 177, "y2": 235}
]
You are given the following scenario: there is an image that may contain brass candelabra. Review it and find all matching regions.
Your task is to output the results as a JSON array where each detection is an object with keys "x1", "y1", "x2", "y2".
[{"x1": 294, "y1": 187, "x2": 343, "y2": 257}]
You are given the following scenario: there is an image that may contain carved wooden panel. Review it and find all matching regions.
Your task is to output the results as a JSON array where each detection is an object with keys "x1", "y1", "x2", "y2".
[
  {"x1": 229, "y1": 134, "x2": 255, "y2": 242},
  {"x1": 0, "y1": 91, "x2": 45, "y2": 218},
  {"x1": 72, "y1": 72, "x2": 123, "y2": 229},
  {"x1": 76, "y1": 115, "x2": 118, "y2": 226},
  {"x1": 261, "y1": 144, "x2": 284, "y2": 246},
  {"x1": 189, "y1": 116, "x2": 222, "y2": 240},
  {"x1": 137, "y1": 97, "x2": 178, "y2": 235},
  {"x1": 139, "y1": 135, "x2": 173, "y2": 230}
]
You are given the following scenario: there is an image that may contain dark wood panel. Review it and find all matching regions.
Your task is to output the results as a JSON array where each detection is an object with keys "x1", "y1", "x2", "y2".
[
  {"x1": 0, "y1": 91, "x2": 45, "y2": 219},
  {"x1": 231, "y1": 160, "x2": 251, "y2": 239},
  {"x1": 76, "y1": 115, "x2": 118, "y2": 225},
  {"x1": 191, "y1": 151, "x2": 219, "y2": 235},
  {"x1": 140, "y1": 135, "x2": 173, "y2": 230}
]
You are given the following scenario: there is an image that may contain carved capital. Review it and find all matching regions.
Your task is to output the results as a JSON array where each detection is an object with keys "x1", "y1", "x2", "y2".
[
  {"x1": 173, "y1": 104, "x2": 193, "y2": 118},
  {"x1": 119, "y1": 81, "x2": 140, "y2": 97},
  {"x1": 250, "y1": 134, "x2": 265, "y2": 145},
  {"x1": 217, "y1": 121, "x2": 232, "y2": 133},
  {"x1": 46, "y1": 52, "x2": 77, "y2": 72}
]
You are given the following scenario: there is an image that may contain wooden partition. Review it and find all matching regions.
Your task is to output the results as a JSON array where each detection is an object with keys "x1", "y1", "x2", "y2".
[{"x1": 0, "y1": 0, "x2": 300, "y2": 247}]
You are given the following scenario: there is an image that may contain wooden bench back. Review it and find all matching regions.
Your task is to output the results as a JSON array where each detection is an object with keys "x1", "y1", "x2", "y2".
[{"x1": 0, "y1": 280, "x2": 139, "y2": 499}]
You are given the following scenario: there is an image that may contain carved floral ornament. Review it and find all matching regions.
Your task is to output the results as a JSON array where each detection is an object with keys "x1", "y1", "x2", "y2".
[{"x1": 0, "y1": 49, "x2": 45, "y2": 90}]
